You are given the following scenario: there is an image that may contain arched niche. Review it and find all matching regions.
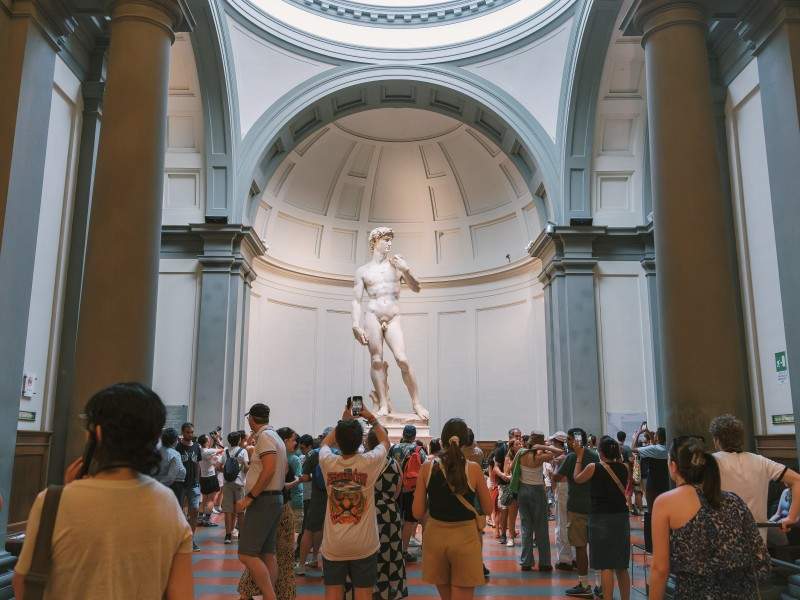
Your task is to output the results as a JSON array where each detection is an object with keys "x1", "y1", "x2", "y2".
[{"x1": 235, "y1": 65, "x2": 560, "y2": 227}]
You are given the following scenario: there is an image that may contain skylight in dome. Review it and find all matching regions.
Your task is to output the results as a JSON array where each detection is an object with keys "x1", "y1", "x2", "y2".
[{"x1": 258, "y1": 0, "x2": 557, "y2": 50}]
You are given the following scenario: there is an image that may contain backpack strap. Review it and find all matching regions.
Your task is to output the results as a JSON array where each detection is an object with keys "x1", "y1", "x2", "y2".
[{"x1": 25, "y1": 485, "x2": 64, "y2": 600}]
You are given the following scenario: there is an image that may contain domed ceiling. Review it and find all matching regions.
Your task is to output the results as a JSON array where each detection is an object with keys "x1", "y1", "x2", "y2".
[
  {"x1": 243, "y1": 0, "x2": 568, "y2": 52},
  {"x1": 254, "y1": 108, "x2": 543, "y2": 280}
]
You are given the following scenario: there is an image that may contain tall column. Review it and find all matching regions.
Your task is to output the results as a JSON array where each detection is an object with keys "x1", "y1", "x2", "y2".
[
  {"x1": 48, "y1": 43, "x2": 106, "y2": 484},
  {"x1": 739, "y1": 0, "x2": 800, "y2": 451},
  {"x1": 635, "y1": 0, "x2": 751, "y2": 438},
  {"x1": 68, "y1": 0, "x2": 192, "y2": 461},
  {"x1": 531, "y1": 229, "x2": 603, "y2": 435},
  {"x1": 0, "y1": 4, "x2": 59, "y2": 557}
]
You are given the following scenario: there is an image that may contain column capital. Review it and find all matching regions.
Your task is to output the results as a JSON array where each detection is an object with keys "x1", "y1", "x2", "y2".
[
  {"x1": 108, "y1": 0, "x2": 194, "y2": 39},
  {"x1": 623, "y1": 0, "x2": 706, "y2": 41},
  {"x1": 736, "y1": 0, "x2": 800, "y2": 54}
]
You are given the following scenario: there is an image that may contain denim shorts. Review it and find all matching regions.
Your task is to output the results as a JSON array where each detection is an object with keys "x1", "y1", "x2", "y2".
[{"x1": 173, "y1": 483, "x2": 201, "y2": 511}]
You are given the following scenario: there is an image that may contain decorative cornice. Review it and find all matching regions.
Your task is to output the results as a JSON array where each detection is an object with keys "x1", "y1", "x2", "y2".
[
  {"x1": 253, "y1": 252, "x2": 539, "y2": 288},
  {"x1": 161, "y1": 224, "x2": 266, "y2": 282},
  {"x1": 282, "y1": 0, "x2": 521, "y2": 28},
  {"x1": 528, "y1": 223, "x2": 655, "y2": 286},
  {"x1": 736, "y1": 0, "x2": 800, "y2": 55},
  {"x1": 6, "y1": 0, "x2": 79, "y2": 48}
]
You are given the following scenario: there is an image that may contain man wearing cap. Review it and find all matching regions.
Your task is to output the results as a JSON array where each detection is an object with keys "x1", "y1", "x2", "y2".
[
  {"x1": 389, "y1": 424, "x2": 426, "y2": 561},
  {"x1": 236, "y1": 403, "x2": 288, "y2": 600},
  {"x1": 548, "y1": 431, "x2": 574, "y2": 570}
]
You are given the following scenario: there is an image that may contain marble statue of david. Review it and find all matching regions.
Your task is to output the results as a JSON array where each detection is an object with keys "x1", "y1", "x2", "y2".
[{"x1": 352, "y1": 227, "x2": 429, "y2": 421}]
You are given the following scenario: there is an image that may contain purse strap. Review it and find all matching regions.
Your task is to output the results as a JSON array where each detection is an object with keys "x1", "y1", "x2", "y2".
[
  {"x1": 25, "y1": 485, "x2": 64, "y2": 600},
  {"x1": 436, "y1": 459, "x2": 479, "y2": 518},
  {"x1": 599, "y1": 461, "x2": 627, "y2": 499}
]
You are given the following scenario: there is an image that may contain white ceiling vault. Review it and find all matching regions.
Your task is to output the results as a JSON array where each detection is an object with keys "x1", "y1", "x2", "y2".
[{"x1": 254, "y1": 108, "x2": 542, "y2": 280}]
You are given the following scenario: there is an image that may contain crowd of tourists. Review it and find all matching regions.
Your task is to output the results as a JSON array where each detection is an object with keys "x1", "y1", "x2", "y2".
[{"x1": 10, "y1": 382, "x2": 800, "y2": 600}]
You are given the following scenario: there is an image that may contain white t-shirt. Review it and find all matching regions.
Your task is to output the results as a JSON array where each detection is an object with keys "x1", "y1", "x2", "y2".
[
  {"x1": 15, "y1": 475, "x2": 192, "y2": 599},
  {"x1": 201, "y1": 447, "x2": 220, "y2": 477},
  {"x1": 319, "y1": 443, "x2": 387, "y2": 561},
  {"x1": 715, "y1": 450, "x2": 787, "y2": 539},
  {"x1": 245, "y1": 426, "x2": 288, "y2": 493},
  {"x1": 226, "y1": 446, "x2": 250, "y2": 486}
]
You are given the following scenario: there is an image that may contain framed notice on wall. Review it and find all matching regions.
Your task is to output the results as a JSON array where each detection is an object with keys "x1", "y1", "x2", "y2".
[
  {"x1": 164, "y1": 405, "x2": 188, "y2": 431},
  {"x1": 606, "y1": 411, "x2": 648, "y2": 438}
]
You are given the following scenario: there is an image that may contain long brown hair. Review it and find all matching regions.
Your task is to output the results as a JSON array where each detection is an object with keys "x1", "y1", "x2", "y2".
[{"x1": 439, "y1": 418, "x2": 470, "y2": 495}]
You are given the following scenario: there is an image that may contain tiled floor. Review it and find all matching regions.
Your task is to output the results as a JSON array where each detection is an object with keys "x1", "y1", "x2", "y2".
[{"x1": 193, "y1": 516, "x2": 648, "y2": 599}]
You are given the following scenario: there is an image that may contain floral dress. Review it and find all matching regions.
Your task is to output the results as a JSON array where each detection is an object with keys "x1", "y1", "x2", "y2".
[
  {"x1": 669, "y1": 488, "x2": 769, "y2": 599},
  {"x1": 238, "y1": 502, "x2": 296, "y2": 600}
]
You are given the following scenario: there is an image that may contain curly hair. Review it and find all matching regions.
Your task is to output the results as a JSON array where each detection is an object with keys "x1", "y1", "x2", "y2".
[
  {"x1": 368, "y1": 226, "x2": 393, "y2": 253},
  {"x1": 709, "y1": 414, "x2": 745, "y2": 452},
  {"x1": 83, "y1": 382, "x2": 165, "y2": 476}
]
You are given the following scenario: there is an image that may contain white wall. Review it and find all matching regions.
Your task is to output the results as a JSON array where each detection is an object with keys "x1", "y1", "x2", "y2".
[
  {"x1": 590, "y1": 0, "x2": 648, "y2": 227},
  {"x1": 163, "y1": 34, "x2": 205, "y2": 225},
  {"x1": 152, "y1": 260, "x2": 200, "y2": 411},
  {"x1": 726, "y1": 60, "x2": 793, "y2": 435},
  {"x1": 594, "y1": 261, "x2": 657, "y2": 428},
  {"x1": 245, "y1": 262, "x2": 549, "y2": 440},
  {"x1": 18, "y1": 58, "x2": 82, "y2": 431}
]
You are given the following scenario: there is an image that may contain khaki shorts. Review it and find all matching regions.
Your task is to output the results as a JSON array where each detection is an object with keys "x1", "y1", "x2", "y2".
[
  {"x1": 567, "y1": 511, "x2": 589, "y2": 547},
  {"x1": 221, "y1": 482, "x2": 244, "y2": 513},
  {"x1": 422, "y1": 518, "x2": 485, "y2": 587}
]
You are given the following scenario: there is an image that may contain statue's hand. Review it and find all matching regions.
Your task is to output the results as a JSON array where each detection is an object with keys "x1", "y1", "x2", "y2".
[
  {"x1": 390, "y1": 254, "x2": 410, "y2": 273},
  {"x1": 352, "y1": 325, "x2": 368, "y2": 345}
]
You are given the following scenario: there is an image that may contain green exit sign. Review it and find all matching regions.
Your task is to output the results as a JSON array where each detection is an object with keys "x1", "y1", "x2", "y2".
[{"x1": 776, "y1": 351, "x2": 788, "y2": 372}]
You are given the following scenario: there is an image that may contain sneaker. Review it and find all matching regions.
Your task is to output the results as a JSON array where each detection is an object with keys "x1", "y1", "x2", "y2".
[
  {"x1": 593, "y1": 585, "x2": 603, "y2": 599},
  {"x1": 565, "y1": 583, "x2": 593, "y2": 598},
  {"x1": 408, "y1": 537, "x2": 421, "y2": 548},
  {"x1": 483, "y1": 564, "x2": 490, "y2": 578},
  {"x1": 192, "y1": 541, "x2": 200, "y2": 552},
  {"x1": 212, "y1": 507, "x2": 223, "y2": 514},
  {"x1": 505, "y1": 538, "x2": 515, "y2": 547},
  {"x1": 224, "y1": 534, "x2": 232, "y2": 544},
  {"x1": 231, "y1": 529, "x2": 239, "y2": 539},
  {"x1": 403, "y1": 552, "x2": 418, "y2": 563},
  {"x1": 556, "y1": 562, "x2": 575, "y2": 571},
  {"x1": 293, "y1": 564, "x2": 306, "y2": 576},
  {"x1": 497, "y1": 536, "x2": 507, "y2": 545}
]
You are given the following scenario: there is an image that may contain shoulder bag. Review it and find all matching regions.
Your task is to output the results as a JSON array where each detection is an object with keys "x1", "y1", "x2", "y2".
[
  {"x1": 24, "y1": 485, "x2": 64, "y2": 600},
  {"x1": 599, "y1": 461, "x2": 628, "y2": 500}
]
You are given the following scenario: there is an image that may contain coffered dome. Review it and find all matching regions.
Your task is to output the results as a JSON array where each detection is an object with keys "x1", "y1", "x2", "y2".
[{"x1": 253, "y1": 108, "x2": 543, "y2": 280}]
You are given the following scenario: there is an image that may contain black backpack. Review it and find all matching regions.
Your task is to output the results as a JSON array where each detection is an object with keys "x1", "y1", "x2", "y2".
[{"x1": 223, "y1": 448, "x2": 244, "y2": 482}]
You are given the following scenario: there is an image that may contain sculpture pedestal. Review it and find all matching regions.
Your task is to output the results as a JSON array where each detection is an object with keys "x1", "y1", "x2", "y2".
[{"x1": 380, "y1": 413, "x2": 430, "y2": 443}]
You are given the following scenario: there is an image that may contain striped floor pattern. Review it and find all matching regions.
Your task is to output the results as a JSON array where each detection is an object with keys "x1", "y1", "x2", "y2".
[{"x1": 193, "y1": 516, "x2": 648, "y2": 599}]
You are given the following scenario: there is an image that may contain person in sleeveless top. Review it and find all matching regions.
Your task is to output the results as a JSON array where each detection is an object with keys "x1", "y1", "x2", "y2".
[
  {"x1": 510, "y1": 432, "x2": 564, "y2": 571},
  {"x1": 413, "y1": 418, "x2": 493, "y2": 600},
  {"x1": 573, "y1": 436, "x2": 631, "y2": 600},
  {"x1": 649, "y1": 437, "x2": 769, "y2": 600}
]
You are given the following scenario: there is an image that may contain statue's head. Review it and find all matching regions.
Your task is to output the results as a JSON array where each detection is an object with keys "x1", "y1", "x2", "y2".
[{"x1": 368, "y1": 227, "x2": 394, "y2": 254}]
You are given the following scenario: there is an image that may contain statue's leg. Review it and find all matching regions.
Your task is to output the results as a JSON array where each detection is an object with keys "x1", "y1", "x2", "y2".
[
  {"x1": 384, "y1": 317, "x2": 429, "y2": 421},
  {"x1": 364, "y1": 312, "x2": 389, "y2": 415}
]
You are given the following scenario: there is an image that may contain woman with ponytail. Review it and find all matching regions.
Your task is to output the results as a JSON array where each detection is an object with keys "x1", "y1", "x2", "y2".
[
  {"x1": 649, "y1": 437, "x2": 769, "y2": 600},
  {"x1": 412, "y1": 418, "x2": 493, "y2": 600}
]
